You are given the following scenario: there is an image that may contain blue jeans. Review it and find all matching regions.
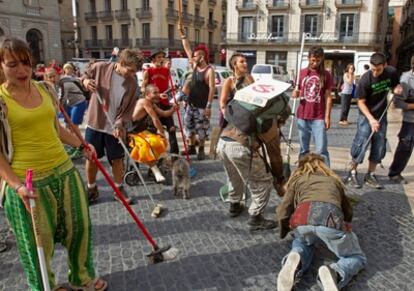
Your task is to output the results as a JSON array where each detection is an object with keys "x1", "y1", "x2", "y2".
[
  {"x1": 297, "y1": 119, "x2": 330, "y2": 166},
  {"x1": 288, "y1": 225, "x2": 366, "y2": 290},
  {"x1": 350, "y1": 114, "x2": 387, "y2": 164}
]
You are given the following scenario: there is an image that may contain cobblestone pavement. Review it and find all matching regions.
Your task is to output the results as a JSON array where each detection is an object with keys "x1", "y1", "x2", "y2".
[{"x1": 1, "y1": 99, "x2": 414, "y2": 291}]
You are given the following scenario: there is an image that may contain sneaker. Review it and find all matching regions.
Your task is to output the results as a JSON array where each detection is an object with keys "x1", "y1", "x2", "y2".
[
  {"x1": 150, "y1": 165, "x2": 166, "y2": 183},
  {"x1": 113, "y1": 185, "x2": 133, "y2": 205},
  {"x1": 389, "y1": 174, "x2": 408, "y2": 184},
  {"x1": 364, "y1": 172, "x2": 384, "y2": 189},
  {"x1": 197, "y1": 146, "x2": 205, "y2": 160},
  {"x1": 247, "y1": 214, "x2": 277, "y2": 231},
  {"x1": 344, "y1": 171, "x2": 362, "y2": 189},
  {"x1": 277, "y1": 252, "x2": 301, "y2": 291},
  {"x1": 338, "y1": 120, "x2": 349, "y2": 126},
  {"x1": 229, "y1": 202, "x2": 244, "y2": 217},
  {"x1": 317, "y1": 265, "x2": 339, "y2": 291},
  {"x1": 70, "y1": 148, "x2": 83, "y2": 160},
  {"x1": 87, "y1": 186, "x2": 99, "y2": 203}
]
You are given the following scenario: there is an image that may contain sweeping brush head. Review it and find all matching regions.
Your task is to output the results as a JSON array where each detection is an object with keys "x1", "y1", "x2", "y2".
[
  {"x1": 151, "y1": 203, "x2": 164, "y2": 218},
  {"x1": 147, "y1": 245, "x2": 179, "y2": 263}
]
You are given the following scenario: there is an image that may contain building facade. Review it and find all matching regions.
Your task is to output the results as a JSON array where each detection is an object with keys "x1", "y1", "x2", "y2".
[
  {"x1": 0, "y1": 0, "x2": 74, "y2": 64},
  {"x1": 76, "y1": 0, "x2": 227, "y2": 63},
  {"x1": 397, "y1": 0, "x2": 414, "y2": 72},
  {"x1": 225, "y1": 0, "x2": 389, "y2": 78}
]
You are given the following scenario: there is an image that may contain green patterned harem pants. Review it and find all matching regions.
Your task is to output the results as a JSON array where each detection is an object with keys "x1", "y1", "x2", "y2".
[{"x1": 3, "y1": 159, "x2": 95, "y2": 291}]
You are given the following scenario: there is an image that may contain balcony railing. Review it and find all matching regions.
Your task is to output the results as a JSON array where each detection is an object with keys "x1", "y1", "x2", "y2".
[
  {"x1": 299, "y1": 0, "x2": 324, "y2": 9},
  {"x1": 98, "y1": 10, "x2": 113, "y2": 21},
  {"x1": 236, "y1": 1, "x2": 258, "y2": 11},
  {"x1": 84, "y1": 39, "x2": 99, "y2": 48},
  {"x1": 194, "y1": 16, "x2": 205, "y2": 27},
  {"x1": 25, "y1": 5, "x2": 41, "y2": 16},
  {"x1": 225, "y1": 32, "x2": 384, "y2": 45},
  {"x1": 207, "y1": 19, "x2": 218, "y2": 29},
  {"x1": 84, "y1": 11, "x2": 98, "y2": 22},
  {"x1": 335, "y1": 0, "x2": 362, "y2": 9},
  {"x1": 182, "y1": 12, "x2": 194, "y2": 24},
  {"x1": 267, "y1": 0, "x2": 290, "y2": 11},
  {"x1": 101, "y1": 39, "x2": 115, "y2": 48},
  {"x1": 114, "y1": 38, "x2": 132, "y2": 48},
  {"x1": 135, "y1": 38, "x2": 185, "y2": 49},
  {"x1": 136, "y1": 7, "x2": 152, "y2": 19},
  {"x1": 115, "y1": 9, "x2": 130, "y2": 20},
  {"x1": 166, "y1": 8, "x2": 179, "y2": 22}
]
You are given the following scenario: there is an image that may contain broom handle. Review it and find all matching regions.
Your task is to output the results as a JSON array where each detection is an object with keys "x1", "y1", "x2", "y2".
[
  {"x1": 26, "y1": 170, "x2": 51, "y2": 291},
  {"x1": 59, "y1": 105, "x2": 158, "y2": 248},
  {"x1": 285, "y1": 32, "x2": 306, "y2": 156},
  {"x1": 168, "y1": 75, "x2": 192, "y2": 164},
  {"x1": 92, "y1": 92, "x2": 157, "y2": 207}
]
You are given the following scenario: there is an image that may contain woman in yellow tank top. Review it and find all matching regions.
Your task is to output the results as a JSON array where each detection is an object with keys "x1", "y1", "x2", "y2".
[{"x1": 0, "y1": 37, "x2": 107, "y2": 290}]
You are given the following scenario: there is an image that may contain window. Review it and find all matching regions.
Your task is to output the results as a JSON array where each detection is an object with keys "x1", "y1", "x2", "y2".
[
  {"x1": 208, "y1": 31, "x2": 213, "y2": 46},
  {"x1": 271, "y1": 16, "x2": 284, "y2": 38},
  {"x1": 195, "y1": 29, "x2": 200, "y2": 43},
  {"x1": 168, "y1": 25, "x2": 174, "y2": 46},
  {"x1": 265, "y1": 51, "x2": 287, "y2": 71},
  {"x1": 340, "y1": 14, "x2": 354, "y2": 39},
  {"x1": 105, "y1": 25, "x2": 113, "y2": 40},
  {"x1": 241, "y1": 16, "x2": 254, "y2": 39},
  {"x1": 91, "y1": 26, "x2": 97, "y2": 41},
  {"x1": 142, "y1": 23, "x2": 150, "y2": 45},
  {"x1": 120, "y1": 0, "x2": 127, "y2": 11},
  {"x1": 168, "y1": 0, "x2": 173, "y2": 9},
  {"x1": 306, "y1": 0, "x2": 318, "y2": 4},
  {"x1": 104, "y1": 0, "x2": 111, "y2": 11},
  {"x1": 195, "y1": 7, "x2": 200, "y2": 18},
  {"x1": 143, "y1": 0, "x2": 150, "y2": 10},
  {"x1": 121, "y1": 24, "x2": 129, "y2": 43},
  {"x1": 304, "y1": 14, "x2": 318, "y2": 37},
  {"x1": 209, "y1": 11, "x2": 213, "y2": 21},
  {"x1": 89, "y1": 0, "x2": 96, "y2": 12}
]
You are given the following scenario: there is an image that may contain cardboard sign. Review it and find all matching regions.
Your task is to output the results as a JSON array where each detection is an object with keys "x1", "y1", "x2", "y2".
[{"x1": 234, "y1": 79, "x2": 291, "y2": 107}]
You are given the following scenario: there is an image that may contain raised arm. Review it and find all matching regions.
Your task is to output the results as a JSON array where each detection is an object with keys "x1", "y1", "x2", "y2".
[{"x1": 178, "y1": 23, "x2": 193, "y2": 63}]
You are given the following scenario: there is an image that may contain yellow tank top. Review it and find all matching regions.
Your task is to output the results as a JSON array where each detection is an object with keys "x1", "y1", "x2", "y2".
[{"x1": 0, "y1": 81, "x2": 68, "y2": 176}]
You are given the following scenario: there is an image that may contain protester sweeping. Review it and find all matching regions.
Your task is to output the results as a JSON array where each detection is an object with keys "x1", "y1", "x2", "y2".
[{"x1": 0, "y1": 36, "x2": 107, "y2": 291}]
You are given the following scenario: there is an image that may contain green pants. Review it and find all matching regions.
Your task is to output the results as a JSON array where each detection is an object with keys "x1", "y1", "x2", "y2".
[{"x1": 4, "y1": 159, "x2": 95, "y2": 290}]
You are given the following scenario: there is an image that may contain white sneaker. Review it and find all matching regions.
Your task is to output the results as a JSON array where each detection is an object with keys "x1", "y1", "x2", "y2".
[
  {"x1": 151, "y1": 166, "x2": 166, "y2": 183},
  {"x1": 277, "y1": 251, "x2": 301, "y2": 291},
  {"x1": 318, "y1": 265, "x2": 339, "y2": 291}
]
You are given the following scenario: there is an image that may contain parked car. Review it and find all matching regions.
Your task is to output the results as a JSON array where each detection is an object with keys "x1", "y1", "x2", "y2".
[
  {"x1": 214, "y1": 67, "x2": 232, "y2": 98},
  {"x1": 251, "y1": 64, "x2": 291, "y2": 85},
  {"x1": 136, "y1": 63, "x2": 181, "y2": 91}
]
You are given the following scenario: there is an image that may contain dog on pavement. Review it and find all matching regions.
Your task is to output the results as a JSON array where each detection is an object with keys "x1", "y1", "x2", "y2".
[{"x1": 161, "y1": 154, "x2": 191, "y2": 199}]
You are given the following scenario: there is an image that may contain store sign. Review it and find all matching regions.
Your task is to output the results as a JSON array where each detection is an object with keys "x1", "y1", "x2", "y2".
[{"x1": 247, "y1": 33, "x2": 282, "y2": 41}]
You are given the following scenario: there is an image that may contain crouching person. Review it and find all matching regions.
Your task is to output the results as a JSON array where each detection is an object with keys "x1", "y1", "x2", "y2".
[{"x1": 276, "y1": 153, "x2": 366, "y2": 291}]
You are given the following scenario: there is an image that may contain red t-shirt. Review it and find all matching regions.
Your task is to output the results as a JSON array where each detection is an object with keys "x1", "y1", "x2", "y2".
[
  {"x1": 296, "y1": 68, "x2": 333, "y2": 120},
  {"x1": 147, "y1": 66, "x2": 170, "y2": 106}
]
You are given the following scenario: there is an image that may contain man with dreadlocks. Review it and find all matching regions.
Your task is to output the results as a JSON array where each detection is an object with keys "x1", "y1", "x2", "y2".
[
  {"x1": 292, "y1": 46, "x2": 333, "y2": 166},
  {"x1": 178, "y1": 24, "x2": 215, "y2": 160},
  {"x1": 276, "y1": 153, "x2": 366, "y2": 291}
]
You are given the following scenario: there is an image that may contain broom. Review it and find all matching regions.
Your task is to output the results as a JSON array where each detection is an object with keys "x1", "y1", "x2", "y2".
[
  {"x1": 92, "y1": 92, "x2": 164, "y2": 218},
  {"x1": 59, "y1": 106, "x2": 179, "y2": 263},
  {"x1": 26, "y1": 169, "x2": 51, "y2": 291}
]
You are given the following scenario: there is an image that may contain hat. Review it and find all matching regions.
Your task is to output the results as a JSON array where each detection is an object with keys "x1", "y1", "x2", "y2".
[{"x1": 150, "y1": 49, "x2": 166, "y2": 60}]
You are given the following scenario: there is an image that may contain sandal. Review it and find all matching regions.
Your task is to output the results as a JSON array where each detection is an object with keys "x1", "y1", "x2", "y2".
[{"x1": 70, "y1": 278, "x2": 108, "y2": 291}]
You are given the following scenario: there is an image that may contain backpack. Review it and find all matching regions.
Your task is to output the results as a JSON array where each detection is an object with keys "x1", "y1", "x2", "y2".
[
  {"x1": 59, "y1": 77, "x2": 90, "y2": 101},
  {"x1": 224, "y1": 83, "x2": 291, "y2": 136}
]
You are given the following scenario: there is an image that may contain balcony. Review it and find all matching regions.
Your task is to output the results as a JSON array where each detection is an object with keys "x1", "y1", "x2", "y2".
[
  {"x1": 84, "y1": 39, "x2": 99, "y2": 48},
  {"x1": 299, "y1": 0, "x2": 324, "y2": 10},
  {"x1": 166, "y1": 8, "x2": 179, "y2": 22},
  {"x1": 136, "y1": 7, "x2": 152, "y2": 19},
  {"x1": 115, "y1": 9, "x2": 130, "y2": 21},
  {"x1": 114, "y1": 38, "x2": 132, "y2": 48},
  {"x1": 335, "y1": 0, "x2": 362, "y2": 9},
  {"x1": 182, "y1": 12, "x2": 194, "y2": 25},
  {"x1": 208, "y1": 0, "x2": 217, "y2": 5},
  {"x1": 84, "y1": 11, "x2": 98, "y2": 22},
  {"x1": 194, "y1": 16, "x2": 205, "y2": 27},
  {"x1": 207, "y1": 19, "x2": 218, "y2": 29},
  {"x1": 266, "y1": 0, "x2": 290, "y2": 11},
  {"x1": 101, "y1": 39, "x2": 115, "y2": 48},
  {"x1": 98, "y1": 10, "x2": 113, "y2": 21},
  {"x1": 25, "y1": 4, "x2": 41, "y2": 16},
  {"x1": 136, "y1": 38, "x2": 151, "y2": 48},
  {"x1": 236, "y1": 1, "x2": 258, "y2": 12}
]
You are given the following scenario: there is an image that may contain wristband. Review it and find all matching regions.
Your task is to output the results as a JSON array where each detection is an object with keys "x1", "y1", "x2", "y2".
[{"x1": 206, "y1": 102, "x2": 212, "y2": 109}]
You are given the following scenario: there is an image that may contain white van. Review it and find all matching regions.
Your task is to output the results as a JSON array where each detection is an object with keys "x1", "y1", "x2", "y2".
[{"x1": 251, "y1": 64, "x2": 291, "y2": 84}]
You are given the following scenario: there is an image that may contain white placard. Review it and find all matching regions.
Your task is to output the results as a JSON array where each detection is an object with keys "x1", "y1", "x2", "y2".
[{"x1": 234, "y1": 79, "x2": 291, "y2": 107}]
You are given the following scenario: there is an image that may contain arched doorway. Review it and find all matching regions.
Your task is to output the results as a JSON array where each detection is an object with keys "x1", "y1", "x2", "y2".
[
  {"x1": 0, "y1": 28, "x2": 4, "y2": 37},
  {"x1": 26, "y1": 29, "x2": 44, "y2": 64}
]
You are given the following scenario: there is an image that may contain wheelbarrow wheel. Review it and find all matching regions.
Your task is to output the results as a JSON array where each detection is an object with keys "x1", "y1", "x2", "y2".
[{"x1": 124, "y1": 170, "x2": 140, "y2": 186}]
